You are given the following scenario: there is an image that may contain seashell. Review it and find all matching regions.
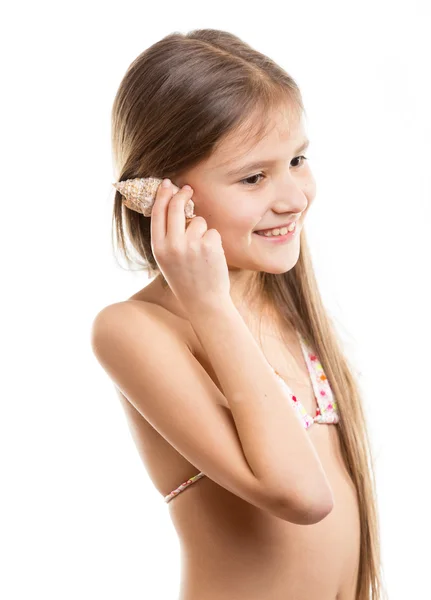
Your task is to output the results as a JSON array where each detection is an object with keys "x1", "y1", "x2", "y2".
[{"x1": 112, "y1": 177, "x2": 196, "y2": 219}]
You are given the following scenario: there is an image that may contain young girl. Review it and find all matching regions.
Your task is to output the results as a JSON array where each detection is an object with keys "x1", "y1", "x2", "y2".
[{"x1": 91, "y1": 28, "x2": 387, "y2": 600}]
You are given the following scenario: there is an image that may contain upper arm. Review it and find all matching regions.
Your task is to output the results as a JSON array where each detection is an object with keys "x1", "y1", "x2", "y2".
[{"x1": 90, "y1": 302, "x2": 326, "y2": 523}]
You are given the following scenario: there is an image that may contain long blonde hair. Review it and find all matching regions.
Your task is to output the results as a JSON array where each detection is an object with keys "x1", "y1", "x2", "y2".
[{"x1": 110, "y1": 28, "x2": 388, "y2": 599}]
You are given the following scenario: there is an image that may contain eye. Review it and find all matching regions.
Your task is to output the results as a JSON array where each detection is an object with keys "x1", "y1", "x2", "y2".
[
  {"x1": 239, "y1": 155, "x2": 308, "y2": 187},
  {"x1": 240, "y1": 173, "x2": 265, "y2": 186},
  {"x1": 291, "y1": 155, "x2": 308, "y2": 169}
]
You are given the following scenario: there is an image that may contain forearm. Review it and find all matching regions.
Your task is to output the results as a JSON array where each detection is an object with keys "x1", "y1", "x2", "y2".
[{"x1": 188, "y1": 300, "x2": 333, "y2": 511}]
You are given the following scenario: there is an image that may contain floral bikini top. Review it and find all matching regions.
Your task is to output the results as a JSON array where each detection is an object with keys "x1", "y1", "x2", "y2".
[{"x1": 164, "y1": 331, "x2": 340, "y2": 504}]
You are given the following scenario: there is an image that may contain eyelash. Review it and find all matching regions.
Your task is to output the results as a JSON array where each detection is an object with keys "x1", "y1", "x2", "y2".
[{"x1": 239, "y1": 155, "x2": 309, "y2": 187}]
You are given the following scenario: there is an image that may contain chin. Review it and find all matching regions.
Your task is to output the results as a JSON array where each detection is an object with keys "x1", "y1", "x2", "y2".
[
  {"x1": 229, "y1": 236, "x2": 301, "y2": 273},
  {"x1": 262, "y1": 263, "x2": 298, "y2": 275},
  {"x1": 257, "y1": 250, "x2": 301, "y2": 274}
]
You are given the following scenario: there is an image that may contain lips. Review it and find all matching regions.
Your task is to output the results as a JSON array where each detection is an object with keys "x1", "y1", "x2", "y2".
[{"x1": 254, "y1": 221, "x2": 295, "y2": 233}]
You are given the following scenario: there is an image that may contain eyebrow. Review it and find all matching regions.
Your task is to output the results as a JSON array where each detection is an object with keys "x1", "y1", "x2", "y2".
[{"x1": 225, "y1": 138, "x2": 310, "y2": 177}]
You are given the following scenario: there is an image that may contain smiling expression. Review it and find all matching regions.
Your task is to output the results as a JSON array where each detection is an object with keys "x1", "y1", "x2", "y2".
[{"x1": 174, "y1": 105, "x2": 317, "y2": 276}]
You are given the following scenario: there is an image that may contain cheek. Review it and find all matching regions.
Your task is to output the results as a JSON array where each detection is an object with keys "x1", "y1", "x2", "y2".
[
  {"x1": 228, "y1": 215, "x2": 258, "y2": 235},
  {"x1": 226, "y1": 203, "x2": 260, "y2": 232},
  {"x1": 200, "y1": 189, "x2": 258, "y2": 235},
  {"x1": 210, "y1": 205, "x2": 256, "y2": 234}
]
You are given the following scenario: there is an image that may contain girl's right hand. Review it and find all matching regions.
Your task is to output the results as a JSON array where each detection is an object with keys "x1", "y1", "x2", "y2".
[{"x1": 150, "y1": 179, "x2": 232, "y2": 316}]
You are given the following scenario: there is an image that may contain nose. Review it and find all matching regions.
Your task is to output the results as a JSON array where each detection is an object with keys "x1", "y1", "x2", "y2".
[
  {"x1": 272, "y1": 175, "x2": 309, "y2": 213},
  {"x1": 271, "y1": 194, "x2": 307, "y2": 216}
]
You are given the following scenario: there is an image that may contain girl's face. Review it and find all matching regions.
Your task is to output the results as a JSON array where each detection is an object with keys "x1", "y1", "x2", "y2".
[{"x1": 174, "y1": 109, "x2": 316, "y2": 278}]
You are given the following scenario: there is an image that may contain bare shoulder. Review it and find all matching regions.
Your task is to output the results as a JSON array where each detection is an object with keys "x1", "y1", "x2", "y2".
[
  {"x1": 91, "y1": 280, "x2": 229, "y2": 410},
  {"x1": 90, "y1": 297, "x2": 191, "y2": 353}
]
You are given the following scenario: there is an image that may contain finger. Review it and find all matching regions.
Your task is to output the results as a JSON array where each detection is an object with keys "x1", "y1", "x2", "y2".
[
  {"x1": 166, "y1": 185, "x2": 194, "y2": 242},
  {"x1": 150, "y1": 179, "x2": 179, "y2": 248},
  {"x1": 185, "y1": 215, "x2": 207, "y2": 240}
]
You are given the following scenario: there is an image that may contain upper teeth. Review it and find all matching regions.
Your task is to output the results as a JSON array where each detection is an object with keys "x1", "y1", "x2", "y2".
[{"x1": 257, "y1": 222, "x2": 296, "y2": 236}]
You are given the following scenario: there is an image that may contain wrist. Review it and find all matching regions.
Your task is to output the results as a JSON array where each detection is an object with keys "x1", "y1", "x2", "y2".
[{"x1": 186, "y1": 297, "x2": 238, "y2": 326}]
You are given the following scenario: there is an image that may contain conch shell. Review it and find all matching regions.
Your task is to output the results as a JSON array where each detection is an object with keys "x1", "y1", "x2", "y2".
[{"x1": 112, "y1": 177, "x2": 196, "y2": 219}]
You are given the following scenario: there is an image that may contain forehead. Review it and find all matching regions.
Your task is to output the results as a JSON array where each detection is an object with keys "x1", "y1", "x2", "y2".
[{"x1": 206, "y1": 105, "x2": 306, "y2": 171}]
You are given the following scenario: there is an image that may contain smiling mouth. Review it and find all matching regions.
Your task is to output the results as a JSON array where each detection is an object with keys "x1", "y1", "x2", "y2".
[
  {"x1": 252, "y1": 222, "x2": 298, "y2": 243},
  {"x1": 254, "y1": 221, "x2": 297, "y2": 236}
]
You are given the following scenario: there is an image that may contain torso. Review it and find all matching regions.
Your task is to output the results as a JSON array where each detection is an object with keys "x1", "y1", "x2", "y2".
[{"x1": 114, "y1": 276, "x2": 361, "y2": 599}]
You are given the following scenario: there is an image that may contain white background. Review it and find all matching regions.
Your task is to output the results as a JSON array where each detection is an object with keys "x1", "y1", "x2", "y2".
[{"x1": 2, "y1": 0, "x2": 430, "y2": 598}]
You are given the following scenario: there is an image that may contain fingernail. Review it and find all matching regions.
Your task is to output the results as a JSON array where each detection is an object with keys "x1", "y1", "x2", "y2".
[
  {"x1": 162, "y1": 178, "x2": 171, "y2": 188},
  {"x1": 183, "y1": 184, "x2": 192, "y2": 190}
]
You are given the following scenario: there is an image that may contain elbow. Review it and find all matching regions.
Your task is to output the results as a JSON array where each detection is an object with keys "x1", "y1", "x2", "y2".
[
  {"x1": 295, "y1": 494, "x2": 334, "y2": 525},
  {"x1": 274, "y1": 486, "x2": 334, "y2": 525}
]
